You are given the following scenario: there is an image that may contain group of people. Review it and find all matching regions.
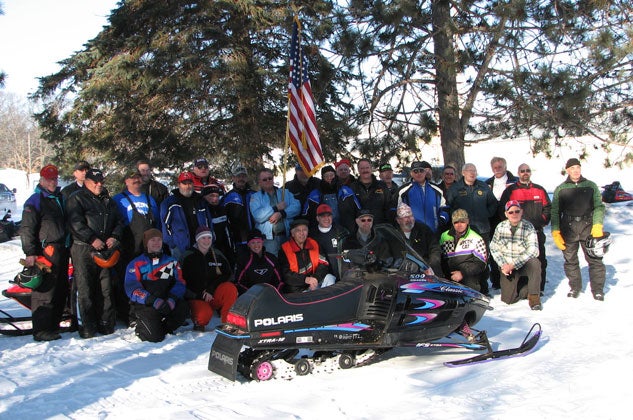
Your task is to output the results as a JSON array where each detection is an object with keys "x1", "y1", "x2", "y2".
[{"x1": 19, "y1": 154, "x2": 607, "y2": 343}]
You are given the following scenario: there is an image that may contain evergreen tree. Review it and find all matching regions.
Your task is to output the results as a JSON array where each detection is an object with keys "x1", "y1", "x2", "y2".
[{"x1": 33, "y1": 0, "x2": 358, "y2": 175}]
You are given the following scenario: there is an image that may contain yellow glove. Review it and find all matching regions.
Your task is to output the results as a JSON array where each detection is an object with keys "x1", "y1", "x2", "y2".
[
  {"x1": 591, "y1": 224, "x2": 604, "y2": 238},
  {"x1": 552, "y1": 230, "x2": 566, "y2": 250}
]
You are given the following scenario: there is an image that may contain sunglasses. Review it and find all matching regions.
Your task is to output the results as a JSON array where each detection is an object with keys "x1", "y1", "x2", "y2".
[
  {"x1": 359, "y1": 218, "x2": 373, "y2": 222},
  {"x1": 411, "y1": 168, "x2": 426, "y2": 174},
  {"x1": 506, "y1": 210, "x2": 521, "y2": 215},
  {"x1": 196, "y1": 164, "x2": 209, "y2": 169},
  {"x1": 520, "y1": 169, "x2": 531, "y2": 173},
  {"x1": 260, "y1": 177, "x2": 274, "y2": 182}
]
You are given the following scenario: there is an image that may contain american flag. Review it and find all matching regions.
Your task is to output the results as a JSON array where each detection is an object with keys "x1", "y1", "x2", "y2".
[{"x1": 287, "y1": 19, "x2": 324, "y2": 177}]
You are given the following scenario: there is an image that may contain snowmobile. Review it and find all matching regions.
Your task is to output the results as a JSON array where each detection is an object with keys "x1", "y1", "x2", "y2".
[
  {"x1": 601, "y1": 181, "x2": 633, "y2": 203},
  {"x1": 208, "y1": 224, "x2": 541, "y2": 381}
]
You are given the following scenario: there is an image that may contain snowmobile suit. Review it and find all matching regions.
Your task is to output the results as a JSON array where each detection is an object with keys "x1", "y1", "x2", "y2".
[
  {"x1": 439, "y1": 226, "x2": 488, "y2": 292},
  {"x1": 235, "y1": 248, "x2": 282, "y2": 294}
]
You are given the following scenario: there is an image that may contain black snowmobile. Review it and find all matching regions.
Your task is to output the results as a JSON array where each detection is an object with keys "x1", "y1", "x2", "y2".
[{"x1": 208, "y1": 225, "x2": 541, "y2": 381}]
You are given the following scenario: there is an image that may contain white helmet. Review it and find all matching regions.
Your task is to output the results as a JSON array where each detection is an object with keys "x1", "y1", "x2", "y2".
[{"x1": 586, "y1": 232, "x2": 613, "y2": 258}]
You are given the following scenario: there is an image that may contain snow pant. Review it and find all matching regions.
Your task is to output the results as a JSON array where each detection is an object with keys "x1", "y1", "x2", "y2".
[
  {"x1": 479, "y1": 231, "x2": 491, "y2": 294},
  {"x1": 536, "y1": 229, "x2": 547, "y2": 291},
  {"x1": 133, "y1": 300, "x2": 188, "y2": 342},
  {"x1": 264, "y1": 235, "x2": 286, "y2": 258},
  {"x1": 188, "y1": 282, "x2": 238, "y2": 325},
  {"x1": 70, "y1": 243, "x2": 115, "y2": 336},
  {"x1": 31, "y1": 244, "x2": 69, "y2": 335},
  {"x1": 500, "y1": 258, "x2": 541, "y2": 304},
  {"x1": 561, "y1": 217, "x2": 606, "y2": 294}
]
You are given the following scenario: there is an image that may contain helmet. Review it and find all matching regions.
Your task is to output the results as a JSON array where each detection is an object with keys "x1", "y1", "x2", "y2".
[
  {"x1": 13, "y1": 266, "x2": 44, "y2": 289},
  {"x1": 585, "y1": 232, "x2": 613, "y2": 258},
  {"x1": 92, "y1": 247, "x2": 121, "y2": 268}
]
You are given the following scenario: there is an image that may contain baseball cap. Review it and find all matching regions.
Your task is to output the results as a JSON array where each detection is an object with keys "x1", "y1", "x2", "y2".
[
  {"x1": 452, "y1": 209, "x2": 469, "y2": 223},
  {"x1": 357, "y1": 209, "x2": 374, "y2": 219},
  {"x1": 504, "y1": 200, "x2": 522, "y2": 212},
  {"x1": 85, "y1": 168, "x2": 105, "y2": 183},
  {"x1": 178, "y1": 171, "x2": 194, "y2": 183},
  {"x1": 40, "y1": 164, "x2": 59, "y2": 180},
  {"x1": 232, "y1": 165, "x2": 248, "y2": 176},
  {"x1": 124, "y1": 171, "x2": 142, "y2": 179},
  {"x1": 194, "y1": 157, "x2": 209, "y2": 167},
  {"x1": 290, "y1": 219, "x2": 309, "y2": 230},
  {"x1": 316, "y1": 204, "x2": 333, "y2": 216},
  {"x1": 379, "y1": 163, "x2": 393, "y2": 172},
  {"x1": 411, "y1": 161, "x2": 432, "y2": 170},
  {"x1": 74, "y1": 160, "x2": 91, "y2": 171}
]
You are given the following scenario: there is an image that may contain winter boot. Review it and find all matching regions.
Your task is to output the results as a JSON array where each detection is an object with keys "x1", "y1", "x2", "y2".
[{"x1": 528, "y1": 294, "x2": 542, "y2": 311}]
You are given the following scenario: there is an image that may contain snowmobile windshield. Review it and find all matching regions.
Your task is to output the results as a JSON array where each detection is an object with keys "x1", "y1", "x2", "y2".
[{"x1": 372, "y1": 224, "x2": 431, "y2": 274}]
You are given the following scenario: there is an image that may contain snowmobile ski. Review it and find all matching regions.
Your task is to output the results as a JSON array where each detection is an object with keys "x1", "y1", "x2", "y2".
[{"x1": 444, "y1": 323, "x2": 542, "y2": 367}]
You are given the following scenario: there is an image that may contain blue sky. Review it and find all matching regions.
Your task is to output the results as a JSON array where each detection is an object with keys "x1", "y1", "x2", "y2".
[{"x1": 0, "y1": 0, "x2": 118, "y2": 97}]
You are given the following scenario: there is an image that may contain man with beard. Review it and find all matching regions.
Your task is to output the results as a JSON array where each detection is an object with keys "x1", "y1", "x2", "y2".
[
  {"x1": 394, "y1": 203, "x2": 442, "y2": 276},
  {"x1": 21, "y1": 164, "x2": 69, "y2": 341},
  {"x1": 160, "y1": 171, "x2": 212, "y2": 261},
  {"x1": 137, "y1": 159, "x2": 169, "y2": 206},
  {"x1": 223, "y1": 164, "x2": 255, "y2": 251},
  {"x1": 303, "y1": 165, "x2": 360, "y2": 233},
  {"x1": 66, "y1": 168, "x2": 125, "y2": 338}
]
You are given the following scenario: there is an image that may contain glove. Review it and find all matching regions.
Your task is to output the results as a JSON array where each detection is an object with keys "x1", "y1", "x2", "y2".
[
  {"x1": 202, "y1": 291, "x2": 213, "y2": 303},
  {"x1": 152, "y1": 297, "x2": 175, "y2": 316},
  {"x1": 591, "y1": 224, "x2": 604, "y2": 238},
  {"x1": 552, "y1": 230, "x2": 566, "y2": 251}
]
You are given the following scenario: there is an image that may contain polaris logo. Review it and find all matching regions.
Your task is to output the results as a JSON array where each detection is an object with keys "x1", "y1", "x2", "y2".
[
  {"x1": 254, "y1": 314, "x2": 303, "y2": 327},
  {"x1": 211, "y1": 350, "x2": 234, "y2": 366}
]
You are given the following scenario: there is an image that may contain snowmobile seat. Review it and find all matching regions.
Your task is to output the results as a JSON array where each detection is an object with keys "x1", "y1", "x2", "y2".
[
  {"x1": 2, "y1": 284, "x2": 32, "y2": 309},
  {"x1": 242, "y1": 280, "x2": 366, "y2": 330}
]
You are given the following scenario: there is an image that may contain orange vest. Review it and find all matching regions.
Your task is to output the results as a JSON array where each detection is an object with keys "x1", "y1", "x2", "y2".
[{"x1": 281, "y1": 237, "x2": 321, "y2": 275}]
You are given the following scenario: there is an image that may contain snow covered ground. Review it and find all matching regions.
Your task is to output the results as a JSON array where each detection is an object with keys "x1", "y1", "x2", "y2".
[{"x1": 1, "y1": 199, "x2": 632, "y2": 419}]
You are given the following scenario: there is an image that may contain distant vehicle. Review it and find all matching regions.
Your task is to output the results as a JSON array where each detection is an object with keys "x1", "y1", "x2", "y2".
[
  {"x1": 0, "y1": 183, "x2": 16, "y2": 202},
  {"x1": 601, "y1": 181, "x2": 633, "y2": 203}
]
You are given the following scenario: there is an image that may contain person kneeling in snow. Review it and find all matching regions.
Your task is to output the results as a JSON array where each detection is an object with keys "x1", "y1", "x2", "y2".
[
  {"x1": 125, "y1": 228, "x2": 188, "y2": 342},
  {"x1": 181, "y1": 226, "x2": 238, "y2": 331}
]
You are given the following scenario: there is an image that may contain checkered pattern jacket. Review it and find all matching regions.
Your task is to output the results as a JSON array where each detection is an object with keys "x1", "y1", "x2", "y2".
[{"x1": 490, "y1": 219, "x2": 539, "y2": 269}]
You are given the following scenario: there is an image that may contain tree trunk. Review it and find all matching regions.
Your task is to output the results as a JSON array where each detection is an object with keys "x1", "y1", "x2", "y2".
[{"x1": 432, "y1": 0, "x2": 465, "y2": 171}]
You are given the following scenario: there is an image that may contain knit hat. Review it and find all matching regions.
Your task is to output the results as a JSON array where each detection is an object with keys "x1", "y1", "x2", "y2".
[
  {"x1": 565, "y1": 158, "x2": 581, "y2": 169},
  {"x1": 201, "y1": 184, "x2": 223, "y2": 196},
  {"x1": 321, "y1": 165, "x2": 335, "y2": 177},
  {"x1": 40, "y1": 164, "x2": 59, "y2": 180},
  {"x1": 396, "y1": 203, "x2": 413, "y2": 218},
  {"x1": 335, "y1": 158, "x2": 351, "y2": 169},
  {"x1": 452, "y1": 209, "x2": 469, "y2": 223},
  {"x1": 247, "y1": 229, "x2": 264, "y2": 244},
  {"x1": 195, "y1": 226, "x2": 214, "y2": 242},
  {"x1": 142, "y1": 228, "x2": 162, "y2": 249}
]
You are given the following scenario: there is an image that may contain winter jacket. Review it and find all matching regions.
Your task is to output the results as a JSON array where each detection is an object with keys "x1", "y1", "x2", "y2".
[
  {"x1": 309, "y1": 224, "x2": 350, "y2": 278},
  {"x1": 397, "y1": 221, "x2": 443, "y2": 276},
  {"x1": 551, "y1": 176, "x2": 605, "y2": 231},
  {"x1": 499, "y1": 182, "x2": 551, "y2": 230},
  {"x1": 21, "y1": 186, "x2": 67, "y2": 256},
  {"x1": 125, "y1": 252, "x2": 186, "y2": 305},
  {"x1": 351, "y1": 176, "x2": 392, "y2": 224},
  {"x1": 222, "y1": 184, "x2": 255, "y2": 245},
  {"x1": 303, "y1": 179, "x2": 360, "y2": 232},
  {"x1": 181, "y1": 246, "x2": 233, "y2": 297},
  {"x1": 140, "y1": 179, "x2": 170, "y2": 206},
  {"x1": 249, "y1": 187, "x2": 301, "y2": 240},
  {"x1": 446, "y1": 179, "x2": 498, "y2": 236},
  {"x1": 485, "y1": 171, "x2": 519, "y2": 200},
  {"x1": 490, "y1": 219, "x2": 539, "y2": 270},
  {"x1": 160, "y1": 190, "x2": 212, "y2": 256},
  {"x1": 396, "y1": 181, "x2": 449, "y2": 233},
  {"x1": 285, "y1": 174, "x2": 321, "y2": 210},
  {"x1": 66, "y1": 188, "x2": 125, "y2": 246},
  {"x1": 278, "y1": 237, "x2": 329, "y2": 293},
  {"x1": 439, "y1": 226, "x2": 488, "y2": 291},
  {"x1": 235, "y1": 248, "x2": 282, "y2": 294}
]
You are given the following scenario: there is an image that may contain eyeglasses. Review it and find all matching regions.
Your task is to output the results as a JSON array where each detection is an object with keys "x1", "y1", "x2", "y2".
[
  {"x1": 359, "y1": 218, "x2": 373, "y2": 222},
  {"x1": 411, "y1": 168, "x2": 426, "y2": 174},
  {"x1": 520, "y1": 169, "x2": 531, "y2": 173},
  {"x1": 260, "y1": 177, "x2": 273, "y2": 182},
  {"x1": 506, "y1": 210, "x2": 521, "y2": 215}
]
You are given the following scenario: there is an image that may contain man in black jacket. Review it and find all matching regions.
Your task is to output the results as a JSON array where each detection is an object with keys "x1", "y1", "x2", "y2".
[
  {"x1": 21, "y1": 164, "x2": 69, "y2": 341},
  {"x1": 66, "y1": 168, "x2": 125, "y2": 338},
  {"x1": 394, "y1": 203, "x2": 443, "y2": 276}
]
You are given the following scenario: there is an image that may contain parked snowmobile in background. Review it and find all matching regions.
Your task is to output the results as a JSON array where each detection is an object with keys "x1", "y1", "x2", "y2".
[
  {"x1": 0, "y1": 209, "x2": 19, "y2": 243},
  {"x1": 602, "y1": 181, "x2": 633, "y2": 203},
  {"x1": 208, "y1": 225, "x2": 541, "y2": 381}
]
